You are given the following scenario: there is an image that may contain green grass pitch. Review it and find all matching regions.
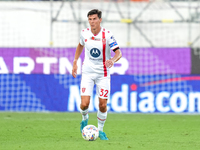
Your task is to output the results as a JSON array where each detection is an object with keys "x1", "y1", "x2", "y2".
[{"x1": 1, "y1": 112, "x2": 200, "y2": 150}]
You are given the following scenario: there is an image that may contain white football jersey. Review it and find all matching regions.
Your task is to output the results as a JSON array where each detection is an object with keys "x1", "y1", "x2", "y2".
[{"x1": 80, "y1": 27, "x2": 119, "y2": 77}]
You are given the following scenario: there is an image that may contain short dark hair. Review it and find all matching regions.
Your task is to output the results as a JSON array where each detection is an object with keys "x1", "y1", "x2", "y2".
[{"x1": 87, "y1": 9, "x2": 102, "y2": 19}]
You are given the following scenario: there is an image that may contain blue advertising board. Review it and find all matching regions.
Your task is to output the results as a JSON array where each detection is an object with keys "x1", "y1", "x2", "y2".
[{"x1": 0, "y1": 74, "x2": 200, "y2": 113}]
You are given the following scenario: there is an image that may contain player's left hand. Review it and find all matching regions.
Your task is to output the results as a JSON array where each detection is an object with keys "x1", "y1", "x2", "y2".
[{"x1": 105, "y1": 59, "x2": 114, "y2": 68}]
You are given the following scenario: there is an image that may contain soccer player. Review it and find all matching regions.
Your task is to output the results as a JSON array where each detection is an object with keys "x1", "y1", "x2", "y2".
[{"x1": 72, "y1": 9, "x2": 122, "y2": 140}]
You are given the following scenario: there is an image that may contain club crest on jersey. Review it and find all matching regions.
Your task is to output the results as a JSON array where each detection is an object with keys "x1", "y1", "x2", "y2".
[
  {"x1": 90, "y1": 48, "x2": 101, "y2": 58},
  {"x1": 82, "y1": 88, "x2": 86, "y2": 93}
]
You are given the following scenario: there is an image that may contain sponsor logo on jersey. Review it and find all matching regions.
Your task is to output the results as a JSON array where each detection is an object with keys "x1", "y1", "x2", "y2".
[
  {"x1": 90, "y1": 48, "x2": 101, "y2": 58},
  {"x1": 89, "y1": 58, "x2": 103, "y2": 61},
  {"x1": 111, "y1": 36, "x2": 116, "y2": 41},
  {"x1": 109, "y1": 42, "x2": 118, "y2": 48},
  {"x1": 91, "y1": 36, "x2": 95, "y2": 40},
  {"x1": 90, "y1": 36, "x2": 100, "y2": 41}
]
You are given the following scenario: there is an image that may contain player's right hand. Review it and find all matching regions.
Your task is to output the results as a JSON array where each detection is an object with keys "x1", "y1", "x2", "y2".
[{"x1": 72, "y1": 62, "x2": 78, "y2": 78}]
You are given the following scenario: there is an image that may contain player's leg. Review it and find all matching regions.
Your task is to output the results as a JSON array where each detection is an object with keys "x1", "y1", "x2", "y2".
[
  {"x1": 98, "y1": 98, "x2": 109, "y2": 140},
  {"x1": 98, "y1": 98, "x2": 107, "y2": 132},
  {"x1": 80, "y1": 96, "x2": 90, "y2": 119},
  {"x1": 80, "y1": 96, "x2": 90, "y2": 132},
  {"x1": 96, "y1": 76, "x2": 110, "y2": 140},
  {"x1": 80, "y1": 74, "x2": 94, "y2": 132}
]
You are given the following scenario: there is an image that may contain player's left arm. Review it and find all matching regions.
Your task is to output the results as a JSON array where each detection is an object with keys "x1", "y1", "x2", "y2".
[{"x1": 105, "y1": 48, "x2": 122, "y2": 68}]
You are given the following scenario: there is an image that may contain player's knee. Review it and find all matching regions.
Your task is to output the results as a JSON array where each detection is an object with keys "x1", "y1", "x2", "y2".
[
  {"x1": 81, "y1": 102, "x2": 89, "y2": 110},
  {"x1": 99, "y1": 103, "x2": 107, "y2": 111}
]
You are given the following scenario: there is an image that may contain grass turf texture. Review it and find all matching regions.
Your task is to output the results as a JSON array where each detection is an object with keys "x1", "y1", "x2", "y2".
[{"x1": 1, "y1": 113, "x2": 200, "y2": 150}]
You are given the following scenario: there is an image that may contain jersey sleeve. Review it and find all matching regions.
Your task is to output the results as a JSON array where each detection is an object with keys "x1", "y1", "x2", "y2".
[
  {"x1": 108, "y1": 32, "x2": 119, "y2": 51},
  {"x1": 79, "y1": 31, "x2": 85, "y2": 46}
]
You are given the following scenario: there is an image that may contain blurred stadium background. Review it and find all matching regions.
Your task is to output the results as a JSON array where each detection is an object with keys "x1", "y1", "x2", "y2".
[{"x1": 0, "y1": 0, "x2": 200, "y2": 113}]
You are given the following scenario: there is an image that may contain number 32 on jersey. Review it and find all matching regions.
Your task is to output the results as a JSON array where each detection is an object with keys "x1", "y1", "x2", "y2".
[{"x1": 100, "y1": 89, "x2": 108, "y2": 98}]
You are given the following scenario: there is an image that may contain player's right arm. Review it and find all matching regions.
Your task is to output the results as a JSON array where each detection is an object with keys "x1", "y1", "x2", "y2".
[{"x1": 72, "y1": 43, "x2": 84, "y2": 78}]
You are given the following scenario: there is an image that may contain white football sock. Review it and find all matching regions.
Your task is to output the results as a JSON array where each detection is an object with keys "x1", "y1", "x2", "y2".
[
  {"x1": 97, "y1": 110, "x2": 107, "y2": 132},
  {"x1": 80, "y1": 108, "x2": 89, "y2": 121}
]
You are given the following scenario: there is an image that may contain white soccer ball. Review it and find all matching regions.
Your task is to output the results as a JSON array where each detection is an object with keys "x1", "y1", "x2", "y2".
[{"x1": 82, "y1": 125, "x2": 99, "y2": 141}]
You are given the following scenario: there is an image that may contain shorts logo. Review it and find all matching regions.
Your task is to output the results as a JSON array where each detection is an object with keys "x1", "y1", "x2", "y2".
[
  {"x1": 90, "y1": 48, "x2": 101, "y2": 58},
  {"x1": 82, "y1": 88, "x2": 86, "y2": 93}
]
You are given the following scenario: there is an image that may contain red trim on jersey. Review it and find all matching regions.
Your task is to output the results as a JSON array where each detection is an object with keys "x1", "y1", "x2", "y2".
[{"x1": 102, "y1": 29, "x2": 107, "y2": 77}]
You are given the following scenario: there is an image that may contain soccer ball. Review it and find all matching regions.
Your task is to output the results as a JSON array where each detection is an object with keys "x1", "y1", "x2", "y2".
[{"x1": 82, "y1": 125, "x2": 99, "y2": 141}]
